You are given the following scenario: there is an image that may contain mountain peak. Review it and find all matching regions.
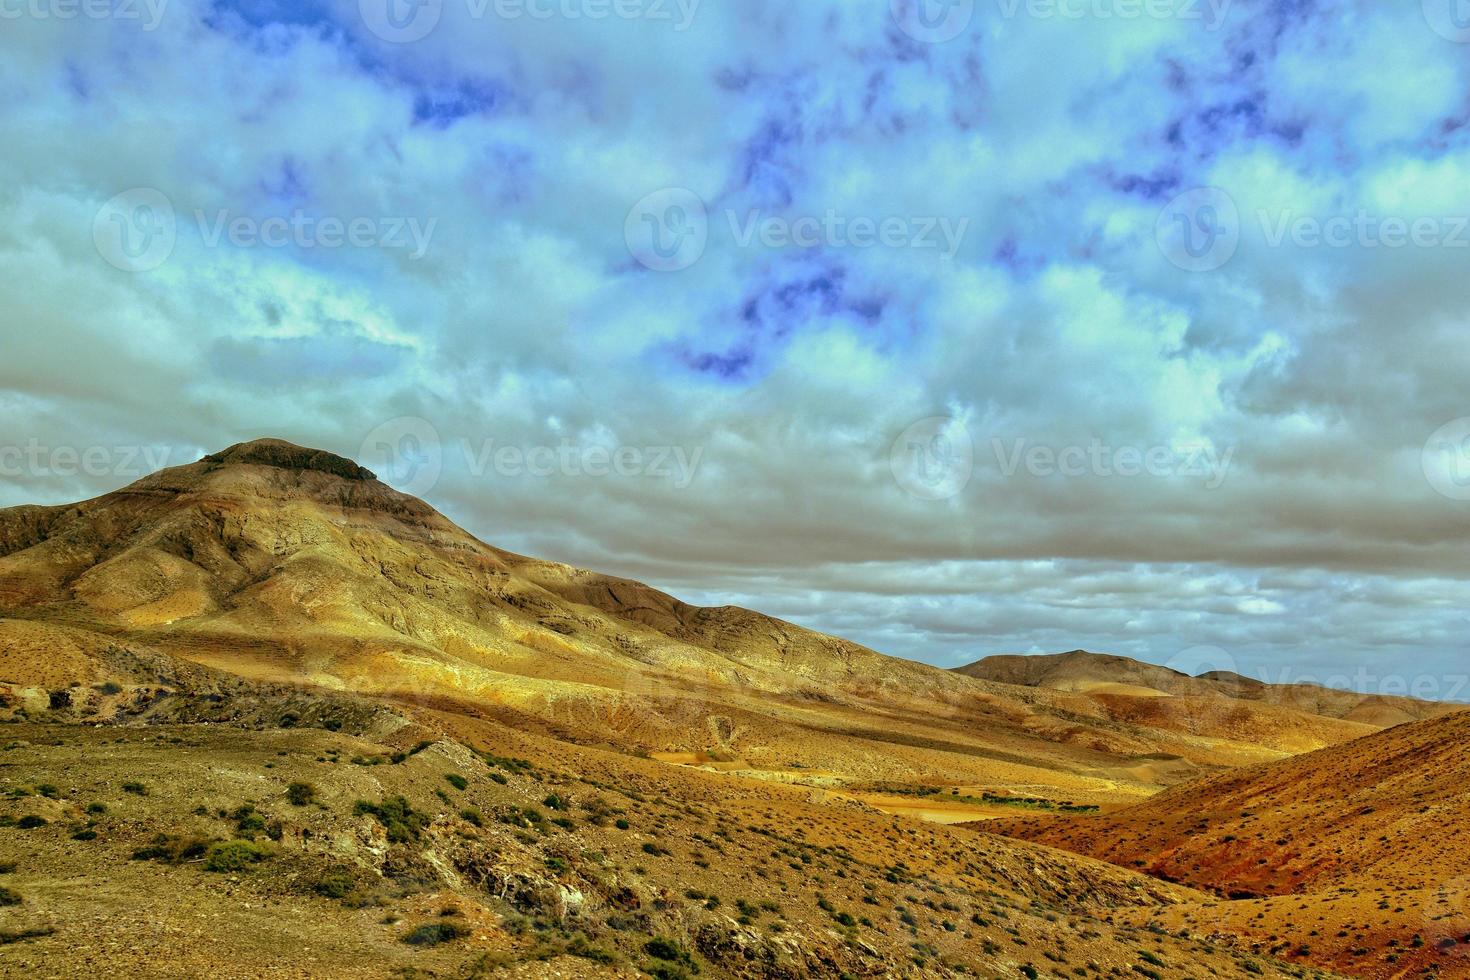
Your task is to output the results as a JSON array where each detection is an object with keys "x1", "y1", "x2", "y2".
[{"x1": 201, "y1": 438, "x2": 376, "y2": 482}]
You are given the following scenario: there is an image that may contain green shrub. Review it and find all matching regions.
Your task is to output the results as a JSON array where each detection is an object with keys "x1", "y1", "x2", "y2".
[
  {"x1": 121, "y1": 782, "x2": 148, "y2": 795},
  {"x1": 313, "y1": 869, "x2": 357, "y2": 899},
  {"x1": 85, "y1": 802, "x2": 106, "y2": 815},
  {"x1": 459, "y1": 808, "x2": 483, "y2": 827},
  {"x1": 203, "y1": 839, "x2": 270, "y2": 872},
  {"x1": 34, "y1": 784, "x2": 59, "y2": 799},
  {"x1": 16, "y1": 816, "x2": 47, "y2": 830},
  {"x1": 354, "y1": 796, "x2": 429, "y2": 843},
  {"x1": 132, "y1": 834, "x2": 213, "y2": 864},
  {"x1": 286, "y1": 782, "x2": 317, "y2": 806},
  {"x1": 644, "y1": 937, "x2": 698, "y2": 971},
  {"x1": 444, "y1": 773, "x2": 468, "y2": 791},
  {"x1": 402, "y1": 922, "x2": 468, "y2": 947},
  {"x1": 233, "y1": 805, "x2": 268, "y2": 836},
  {"x1": 0, "y1": 887, "x2": 20, "y2": 906}
]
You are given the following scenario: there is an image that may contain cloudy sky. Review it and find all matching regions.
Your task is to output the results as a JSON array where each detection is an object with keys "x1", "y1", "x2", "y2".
[{"x1": 2, "y1": 0, "x2": 1468, "y2": 696}]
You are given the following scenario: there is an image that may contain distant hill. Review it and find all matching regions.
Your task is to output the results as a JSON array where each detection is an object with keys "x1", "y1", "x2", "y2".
[{"x1": 955, "y1": 651, "x2": 1457, "y2": 737}]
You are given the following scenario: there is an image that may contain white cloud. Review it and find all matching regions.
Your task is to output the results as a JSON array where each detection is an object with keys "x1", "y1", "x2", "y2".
[{"x1": 0, "y1": 0, "x2": 1465, "y2": 691}]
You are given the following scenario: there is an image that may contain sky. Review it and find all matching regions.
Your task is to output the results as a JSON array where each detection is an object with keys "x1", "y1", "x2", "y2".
[{"x1": 2, "y1": 0, "x2": 1468, "y2": 698}]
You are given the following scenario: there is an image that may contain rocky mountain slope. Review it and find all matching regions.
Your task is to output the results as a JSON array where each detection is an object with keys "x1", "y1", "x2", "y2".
[{"x1": 988, "y1": 710, "x2": 1470, "y2": 978}]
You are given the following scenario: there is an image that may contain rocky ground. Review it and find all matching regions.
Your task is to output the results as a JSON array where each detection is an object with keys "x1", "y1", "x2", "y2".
[{"x1": 0, "y1": 706, "x2": 1343, "y2": 979}]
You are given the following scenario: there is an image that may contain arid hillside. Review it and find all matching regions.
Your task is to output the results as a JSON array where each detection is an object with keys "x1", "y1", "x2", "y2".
[
  {"x1": 0, "y1": 439, "x2": 1412, "y2": 810},
  {"x1": 958, "y1": 651, "x2": 1456, "y2": 726},
  {"x1": 988, "y1": 710, "x2": 1470, "y2": 978},
  {"x1": 955, "y1": 651, "x2": 1455, "y2": 753}
]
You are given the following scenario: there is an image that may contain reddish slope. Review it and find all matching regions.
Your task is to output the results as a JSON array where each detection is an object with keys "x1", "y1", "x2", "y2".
[{"x1": 990, "y1": 709, "x2": 1470, "y2": 896}]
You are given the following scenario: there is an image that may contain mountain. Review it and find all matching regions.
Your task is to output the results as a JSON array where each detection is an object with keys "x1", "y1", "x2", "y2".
[
  {"x1": 955, "y1": 651, "x2": 1455, "y2": 752},
  {"x1": 0, "y1": 439, "x2": 1351, "y2": 979},
  {"x1": 988, "y1": 709, "x2": 1470, "y2": 978},
  {"x1": 0, "y1": 439, "x2": 1360, "y2": 798}
]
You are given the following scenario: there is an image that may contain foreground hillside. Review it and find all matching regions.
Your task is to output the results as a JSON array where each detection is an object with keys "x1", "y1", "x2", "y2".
[
  {"x1": 0, "y1": 683, "x2": 1338, "y2": 978},
  {"x1": 988, "y1": 711, "x2": 1470, "y2": 978}
]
